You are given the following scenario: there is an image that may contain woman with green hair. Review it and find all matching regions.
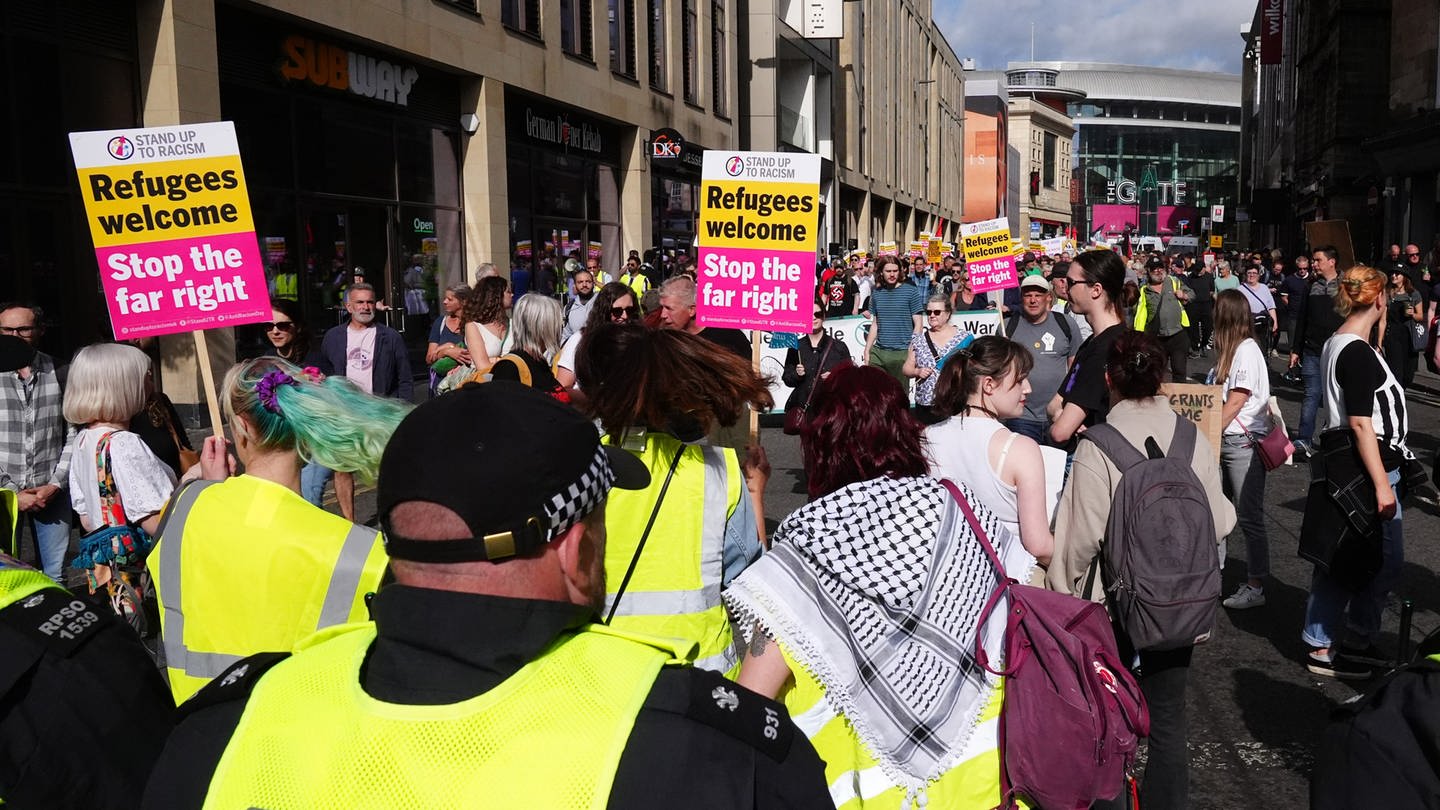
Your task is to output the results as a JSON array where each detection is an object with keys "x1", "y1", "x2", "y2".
[{"x1": 151, "y1": 357, "x2": 410, "y2": 704}]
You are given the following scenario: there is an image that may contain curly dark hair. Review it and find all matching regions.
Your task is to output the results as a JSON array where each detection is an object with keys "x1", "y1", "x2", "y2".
[
  {"x1": 801, "y1": 363, "x2": 927, "y2": 499},
  {"x1": 461, "y1": 276, "x2": 509, "y2": 326}
]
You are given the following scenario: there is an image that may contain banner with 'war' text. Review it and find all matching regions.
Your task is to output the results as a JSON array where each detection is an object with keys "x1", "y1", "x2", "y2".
[
  {"x1": 697, "y1": 151, "x2": 822, "y2": 333},
  {"x1": 69, "y1": 122, "x2": 271, "y2": 340}
]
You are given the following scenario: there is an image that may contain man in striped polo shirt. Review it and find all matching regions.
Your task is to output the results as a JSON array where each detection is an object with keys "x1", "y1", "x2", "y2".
[{"x1": 864, "y1": 258, "x2": 924, "y2": 391}]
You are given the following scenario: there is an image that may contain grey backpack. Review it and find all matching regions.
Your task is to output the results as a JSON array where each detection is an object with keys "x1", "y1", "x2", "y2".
[{"x1": 1082, "y1": 415, "x2": 1221, "y2": 651}]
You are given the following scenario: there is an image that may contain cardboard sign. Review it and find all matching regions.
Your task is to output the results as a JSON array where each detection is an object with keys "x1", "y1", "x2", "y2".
[
  {"x1": 758, "y1": 312, "x2": 1003, "y2": 411},
  {"x1": 1304, "y1": 220, "x2": 1356, "y2": 271},
  {"x1": 961, "y1": 217, "x2": 1018, "y2": 293},
  {"x1": 69, "y1": 122, "x2": 271, "y2": 339},
  {"x1": 926, "y1": 238, "x2": 944, "y2": 264},
  {"x1": 1162, "y1": 383, "x2": 1223, "y2": 452},
  {"x1": 697, "y1": 151, "x2": 822, "y2": 333}
]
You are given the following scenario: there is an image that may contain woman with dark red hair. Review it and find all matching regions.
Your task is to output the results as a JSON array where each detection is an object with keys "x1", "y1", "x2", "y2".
[{"x1": 724, "y1": 363, "x2": 1032, "y2": 807}]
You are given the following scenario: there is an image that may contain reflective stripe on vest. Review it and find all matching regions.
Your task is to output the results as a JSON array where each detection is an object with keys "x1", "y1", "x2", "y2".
[
  {"x1": 156, "y1": 479, "x2": 384, "y2": 689},
  {"x1": 2, "y1": 488, "x2": 16, "y2": 557},
  {"x1": 602, "y1": 436, "x2": 740, "y2": 674},
  {"x1": 779, "y1": 645, "x2": 1007, "y2": 809},
  {"x1": 1134, "y1": 276, "x2": 1191, "y2": 332},
  {"x1": 204, "y1": 623, "x2": 680, "y2": 809}
]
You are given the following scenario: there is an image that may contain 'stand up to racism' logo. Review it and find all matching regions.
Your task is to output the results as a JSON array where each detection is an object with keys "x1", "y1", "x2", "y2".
[
  {"x1": 725, "y1": 156, "x2": 745, "y2": 177},
  {"x1": 107, "y1": 136, "x2": 135, "y2": 160}
]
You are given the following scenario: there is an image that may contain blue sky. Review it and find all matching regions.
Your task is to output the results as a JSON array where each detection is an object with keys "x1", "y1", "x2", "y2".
[{"x1": 933, "y1": 0, "x2": 1254, "y2": 75}]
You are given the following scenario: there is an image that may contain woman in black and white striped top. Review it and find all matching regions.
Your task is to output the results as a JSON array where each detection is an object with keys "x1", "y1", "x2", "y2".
[{"x1": 1302, "y1": 264, "x2": 1411, "y2": 681}]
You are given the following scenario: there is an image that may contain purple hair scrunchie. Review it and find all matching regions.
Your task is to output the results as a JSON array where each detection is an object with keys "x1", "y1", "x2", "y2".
[{"x1": 255, "y1": 369, "x2": 298, "y2": 415}]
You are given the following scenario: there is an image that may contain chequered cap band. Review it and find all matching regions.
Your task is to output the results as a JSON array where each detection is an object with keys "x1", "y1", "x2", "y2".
[{"x1": 542, "y1": 444, "x2": 615, "y2": 539}]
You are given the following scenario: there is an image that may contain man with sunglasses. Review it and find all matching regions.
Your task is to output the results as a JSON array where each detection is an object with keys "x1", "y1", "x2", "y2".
[{"x1": 0, "y1": 303, "x2": 73, "y2": 579}]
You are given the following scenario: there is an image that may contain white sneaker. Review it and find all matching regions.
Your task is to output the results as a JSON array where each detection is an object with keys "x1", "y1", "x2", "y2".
[{"x1": 1223, "y1": 584, "x2": 1266, "y2": 609}]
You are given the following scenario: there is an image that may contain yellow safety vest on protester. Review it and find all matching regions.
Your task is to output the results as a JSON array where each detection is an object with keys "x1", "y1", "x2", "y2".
[
  {"x1": 779, "y1": 646, "x2": 1014, "y2": 809},
  {"x1": 202, "y1": 622, "x2": 689, "y2": 810},
  {"x1": 152, "y1": 477, "x2": 388, "y2": 704},
  {"x1": 1132, "y1": 276, "x2": 1191, "y2": 332},
  {"x1": 621, "y1": 272, "x2": 652, "y2": 297},
  {"x1": 602, "y1": 432, "x2": 743, "y2": 675},
  {"x1": 2, "y1": 488, "x2": 16, "y2": 556}
]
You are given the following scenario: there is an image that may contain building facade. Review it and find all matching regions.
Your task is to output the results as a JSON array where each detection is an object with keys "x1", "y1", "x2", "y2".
[
  {"x1": 1001, "y1": 67, "x2": 1081, "y2": 242},
  {"x1": 1008, "y1": 62, "x2": 1241, "y2": 247},
  {"x1": 1, "y1": 0, "x2": 735, "y2": 414},
  {"x1": 833, "y1": 0, "x2": 964, "y2": 254}
]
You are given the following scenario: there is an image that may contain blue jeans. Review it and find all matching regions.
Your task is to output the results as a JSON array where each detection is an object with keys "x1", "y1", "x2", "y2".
[
  {"x1": 1302, "y1": 468, "x2": 1403, "y2": 648},
  {"x1": 1003, "y1": 417, "x2": 1049, "y2": 444},
  {"x1": 300, "y1": 459, "x2": 331, "y2": 508},
  {"x1": 1220, "y1": 432, "x2": 1269, "y2": 581},
  {"x1": 1297, "y1": 351, "x2": 1323, "y2": 446},
  {"x1": 23, "y1": 495, "x2": 73, "y2": 580}
]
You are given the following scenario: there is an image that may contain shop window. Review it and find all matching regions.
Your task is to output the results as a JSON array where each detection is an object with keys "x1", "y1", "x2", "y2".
[
  {"x1": 222, "y1": 84, "x2": 294, "y2": 191},
  {"x1": 609, "y1": 0, "x2": 637, "y2": 76},
  {"x1": 561, "y1": 0, "x2": 594, "y2": 59},
  {"x1": 682, "y1": 0, "x2": 698, "y2": 103},
  {"x1": 649, "y1": 0, "x2": 668, "y2": 92},
  {"x1": 296, "y1": 105, "x2": 396, "y2": 199},
  {"x1": 711, "y1": 0, "x2": 727, "y2": 116},
  {"x1": 502, "y1": 0, "x2": 541, "y2": 36}
]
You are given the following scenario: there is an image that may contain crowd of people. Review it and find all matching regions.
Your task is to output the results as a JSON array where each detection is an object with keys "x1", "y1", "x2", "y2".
[{"x1": 0, "y1": 232, "x2": 1432, "y2": 809}]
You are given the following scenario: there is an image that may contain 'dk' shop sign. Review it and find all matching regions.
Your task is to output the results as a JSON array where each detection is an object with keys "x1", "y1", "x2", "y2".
[
  {"x1": 696, "y1": 151, "x2": 822, "y2": 334},
  {"x1": 69, "y1": 122, "x2": 271, "y2": 340}
]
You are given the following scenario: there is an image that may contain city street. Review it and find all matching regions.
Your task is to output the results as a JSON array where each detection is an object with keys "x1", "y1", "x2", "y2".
[{"x1": 755, "y1": 356, "x2": 1440, "y2": 808}]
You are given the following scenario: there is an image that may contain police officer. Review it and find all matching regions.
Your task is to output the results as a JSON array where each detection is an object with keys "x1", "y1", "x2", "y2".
[
  {"x1": 0, "y1": 335, "x2": 175, "y2": 810},
  {"x1": 142, "y1": 382, "x2": 829, "y2": 809}
]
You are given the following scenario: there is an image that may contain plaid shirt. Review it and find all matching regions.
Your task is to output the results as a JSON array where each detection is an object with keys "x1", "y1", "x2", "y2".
[{"x1": 0, "y1": 351, "x2": 74, "y2": 492}]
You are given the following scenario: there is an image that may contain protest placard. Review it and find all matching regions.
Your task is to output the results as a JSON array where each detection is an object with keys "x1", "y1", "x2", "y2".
[
  {"x1": 878, "y1": 240, "x2": 898, "y2": 256},
  {"x1": 758, "y1": 312, "x2": 1003, "y2": 411},
  {"x1": 961, "y1": 217, "x2": 1019, "y2": 293},
  {"x1": 907, "y1": 241, "x2": 926, "y2": 259},
  {"x1": 69, "y1": 122, "x2": 270, "y2": 340},
  {"x1": 1162, "y1": 383, "x2": 1223, "y2": 451},
  {"x1": 696, "y1": 151, "x2": 821, "y2": 333}
]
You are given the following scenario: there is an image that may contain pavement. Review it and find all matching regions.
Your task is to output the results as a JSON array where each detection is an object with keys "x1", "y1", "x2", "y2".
[
  {"x1": 19, "y1": 349, "x2": 1437, "y2": 806},
  {"x1": 756, "y1": 349, "x2": 1440, "y2": 808}
]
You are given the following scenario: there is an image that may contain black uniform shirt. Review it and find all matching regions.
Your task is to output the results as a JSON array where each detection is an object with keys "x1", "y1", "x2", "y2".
[{"x1": 143, "y1": 586, "x2": 833, "y2": 809}]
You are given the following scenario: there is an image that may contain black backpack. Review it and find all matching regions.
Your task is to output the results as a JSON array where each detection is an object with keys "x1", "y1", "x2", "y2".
[{"x1": 1081, "y1": 415, "x2": 1221, "y2": 651}]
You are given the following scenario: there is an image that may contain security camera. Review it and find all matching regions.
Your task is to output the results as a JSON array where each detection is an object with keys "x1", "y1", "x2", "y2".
[{"x1": 460, "y1": 113, "x2": 480, "y2": 135}]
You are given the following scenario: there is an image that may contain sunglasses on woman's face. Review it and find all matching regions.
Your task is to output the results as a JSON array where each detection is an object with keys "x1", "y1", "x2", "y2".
[
  {"x1": 262, "y1": 321, "x2": 296, "y2": 333},
  {"x1": 926, "y1": 309, "x2": 948, "y2": 316},
  {"x1": 609, "y1": 305, "x2": 638, "y2": 319},
  {"x1": 813, "y1": 311, "x2": 825, "y2": 319}
]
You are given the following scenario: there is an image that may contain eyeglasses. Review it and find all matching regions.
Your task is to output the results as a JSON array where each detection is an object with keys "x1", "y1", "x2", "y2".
[
  {"x1": 1407, "y1": 252, "x2": 1422, "y2": 257},
  {"x1": 813, "y1": 311, "x2": 825, "y2": 318},
  {"x1": 262, "y1": 321, "x2": 297, "y2": 333},
  {"x1": 1066, "y1": 277, "x2": 1094, "y2": 287},
  {"x1": 0, "y1": 325, "x2": 37, "y2": 336},
  {"x1": 925, "y1": 309, "x2": 948, "y2": 316},
  {"x1": 609, "y1": 305, "x2": 638, "y2": 319}
]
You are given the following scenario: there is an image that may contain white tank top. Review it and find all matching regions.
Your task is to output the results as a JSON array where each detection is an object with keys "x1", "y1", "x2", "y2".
[{"x1": 924, "y1": 415, "x2": 1020, "y2": 539}]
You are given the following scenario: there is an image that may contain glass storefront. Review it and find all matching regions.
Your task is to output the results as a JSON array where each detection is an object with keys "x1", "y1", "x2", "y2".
[
  {"x1": 0, "y1": 0, "x2": 140, "y2": 359},
  {"x1": 649, "y1": 128, "x2": 704, "y2": 260},
  {"x1": 505, "y1": 89, "x2": 626, "y2": 281},
  {"x1": 218, "y1": 7, "x2": 464, "y2": 369},
  {"x1": 1073, "y1": 125, "x2": 1239, "y2": 239}
]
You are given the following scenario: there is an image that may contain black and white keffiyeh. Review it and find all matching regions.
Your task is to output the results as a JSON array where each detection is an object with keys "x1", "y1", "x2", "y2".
[{"x1": 723, "y1": 475, "x2": 1035, "y2": 793}]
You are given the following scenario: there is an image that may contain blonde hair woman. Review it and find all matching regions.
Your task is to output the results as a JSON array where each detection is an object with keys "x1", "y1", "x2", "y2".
[
  {"x1": 1211, "y1": 290, "x2": 1273, "y2": 611},
  {"x1": 1301, "y1": 265, "x2": 1414, "y2": 680}
]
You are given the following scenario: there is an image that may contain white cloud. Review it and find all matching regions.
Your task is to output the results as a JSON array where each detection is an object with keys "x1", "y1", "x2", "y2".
[{"x1": 934, "y1": 0, "x2": 1254, "y2": 74}]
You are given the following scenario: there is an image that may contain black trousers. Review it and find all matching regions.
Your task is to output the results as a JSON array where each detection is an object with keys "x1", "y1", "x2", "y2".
[
  {"x1": 1158, "y1": 330, "x2": 1190, "y2": 383},
  {"x1": 1185, "y1": 301, "x2": 1213, "y2": 349},
  {"x1": 1094, "y1": 638, "x2": 1196, "y2": 810}
]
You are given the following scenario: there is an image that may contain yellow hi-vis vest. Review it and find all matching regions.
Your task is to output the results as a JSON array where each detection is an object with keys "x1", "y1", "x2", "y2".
[
  {"x1": 203, "y1": 622, "x2": 690, "y2": 810},
  {"x1": 778, "y1": 645, "x2": 1013, "y2": 809},
  {"x1": 273, "y1": 272, "x2": 299, "y2": 301},
  {"x1": 602, "y1": 432, "x2": 742, "y2": 675},
  {"x1": 2, "y1": 488, "x2": 16, "y2": 556},
  {"x1": 620, "y1": 272, "x2": 652, "y2": 297},
  {"x1": 0, "y1": 556, "x2": 58, "y2": 612},
  {"x1": 152, "y1": 477, "x2": 388, "y2": 704},
  {"x1": 1132, "y1": 276, "x2": 1191, "y2": 332}
]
